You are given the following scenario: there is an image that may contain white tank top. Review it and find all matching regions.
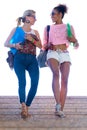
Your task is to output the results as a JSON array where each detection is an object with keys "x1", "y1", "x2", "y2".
[{"x1": 25, "y1": 29, "x2": 36, "y2": 35}]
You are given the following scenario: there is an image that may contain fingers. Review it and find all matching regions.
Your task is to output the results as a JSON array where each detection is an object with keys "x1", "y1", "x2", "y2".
[
  {"x1": 25, "y1": 34, "x2": 32, "y2": 41},
  {"x1": 74, "y1": 42, "x2": 79, "y2": 49},
  {"x1": 15, "y1": 43, "x2": 23, "y2": 50},
  {"x1": 67, "y1": 36, "x2": 77, "y2": 43}
]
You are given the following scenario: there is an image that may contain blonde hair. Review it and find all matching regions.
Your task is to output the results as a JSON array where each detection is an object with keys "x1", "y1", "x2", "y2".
[
  {"x1": 23, "y1": 10, "x2": 35, "y2": 18},
  {"x1": 16, "y1": 9, "x2": 36, "y2": 26}
]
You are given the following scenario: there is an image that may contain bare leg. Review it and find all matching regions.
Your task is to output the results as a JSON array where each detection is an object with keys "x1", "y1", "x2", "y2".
[
  {"x1": 60, "y1": 62, "x2": 70, "y2": 111},
  {"x1": 48, "y1": 58, "x2": 60, "y2": 104},
  {"x1": 26, "y1": 106, "x2": 31, "y2": 117}
]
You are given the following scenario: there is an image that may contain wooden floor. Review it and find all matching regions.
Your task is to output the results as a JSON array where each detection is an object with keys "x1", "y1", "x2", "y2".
[{"x1": 0, "y1": 96, "x2": 87, "y2": 130}]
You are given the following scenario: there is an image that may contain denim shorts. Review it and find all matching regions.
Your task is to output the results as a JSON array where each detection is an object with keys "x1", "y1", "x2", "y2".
[{"x1": 47, "y1": 49, "x2": 71, "y2": 64}]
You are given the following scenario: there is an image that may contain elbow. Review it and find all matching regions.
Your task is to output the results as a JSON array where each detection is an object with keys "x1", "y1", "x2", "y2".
[{"x1": 4, "y1": 43, "x2": 9, "y2": 47}]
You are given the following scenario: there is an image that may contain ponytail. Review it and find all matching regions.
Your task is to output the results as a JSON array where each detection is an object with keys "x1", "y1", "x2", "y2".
[{"x1": 16, "y1": 17, "x2": 25, "y2": 26}]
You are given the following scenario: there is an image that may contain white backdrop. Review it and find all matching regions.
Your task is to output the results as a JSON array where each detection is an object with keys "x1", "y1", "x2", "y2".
[{"x1": 0, "y1": 0, "x2": 87, "y2": 96}]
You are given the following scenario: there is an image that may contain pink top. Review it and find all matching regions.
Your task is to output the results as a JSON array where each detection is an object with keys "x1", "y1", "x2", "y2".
[{"x1": 43, "y1": 24, "x2": 75, "y2": 47}]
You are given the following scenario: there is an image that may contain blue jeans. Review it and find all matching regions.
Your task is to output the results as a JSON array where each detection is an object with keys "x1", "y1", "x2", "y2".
[{"x1": 14, "y1": 51, "x2": 39, "y2": 106}]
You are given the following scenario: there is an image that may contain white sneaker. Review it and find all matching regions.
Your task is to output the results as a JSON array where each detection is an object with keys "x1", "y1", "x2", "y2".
[{"x1": 55, "y1": 104, "x2": 65, "y2": 118}]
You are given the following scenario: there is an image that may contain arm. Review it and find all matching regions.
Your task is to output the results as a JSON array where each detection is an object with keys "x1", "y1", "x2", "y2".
[
  {"x1": 42, "y1": 26, "x2": 48, "y2": 50},
  {"x1": 34, "y1": 30, "x2": 42, "y2": 49},
  {"x1": 4, "y1": 27, "x2": 23, "y2": 50},
  {"x1": 43, "y1": 26, "x2": 53, "y2": 50},
  {"x1": 25, "y1": 30, "x2": 42, "y2": 49},
  {"x1": 67, "y1": 25, "x2": 79, "y2": 48},
  {"x1": 4, "y1": 28, "x2": 16, "y2": 48}
]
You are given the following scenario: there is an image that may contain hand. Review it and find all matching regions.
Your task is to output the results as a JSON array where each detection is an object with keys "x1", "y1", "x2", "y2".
[
  {"x1": 30, "y1": 34, "x2": 39, "y2": 41},
  {"x1": 67, "y1": 35, "x2": 79, "y2": 49},
  {"x1": 73, "y1": 42, "x2": 79, "y2": 49},
  {"x1": 25, "y1": 34, "x2": 32, "y2": 41},
  {"x1": 43, "y1": 42, "x2": 53, "y2": 50},
  {"x1": 25, "y1": 34, "x2": 39, "y2": 41},
  {"x1": 43, "y1": 44, "x2": 48, "y2": 50},
  {"x1": 47, "y1": 43, "x2": 53, "y2": 50},
  {"x1": 67, "y1": 36, "x2": 77, "y2": 43},
  {"x1": 15, "y1": 43, "x2": 23, "y2": 50}
]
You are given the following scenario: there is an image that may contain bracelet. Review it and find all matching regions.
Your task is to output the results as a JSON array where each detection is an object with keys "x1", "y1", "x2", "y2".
[
  {"x1": 33, "y1": 40, "x2": 37, "y2": 45},
  {"x1": 31, "y1": 38, "x2": 34, "y2": 43},
  {"x1": 31, "y1": 38, "x2": 37, "y2": 45}
]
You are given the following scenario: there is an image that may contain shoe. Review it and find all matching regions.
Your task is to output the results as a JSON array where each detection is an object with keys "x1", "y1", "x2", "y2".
[{"x1": 55, "y1": 104, "x2": 65, "y2": 118}]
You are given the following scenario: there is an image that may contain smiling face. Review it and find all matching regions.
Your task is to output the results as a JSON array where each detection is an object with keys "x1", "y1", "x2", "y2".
[
  {"x1": 51, "y1": 9, "x2": 62, "y2": 23},
  {"x1": 23, "y1": 10, "x2": 36, "y2": 25},
  {"x1": 25, "y1": 13, "x2": 36, "y2": 25}
]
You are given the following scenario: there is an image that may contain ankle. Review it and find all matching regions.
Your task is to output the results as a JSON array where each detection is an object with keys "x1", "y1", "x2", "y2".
[
  {"x1": 21, "y1": 102, "x2": 26, "y2": 106},
  {"x1": 26, "y1": 106, "x2": 29, "y2": 112},
  {"x1": 21, "y1": 103, "x2": 26, "y2": 111},
  {"x1": 56, "y1": 104, "x2": 61, "y2": 111}
]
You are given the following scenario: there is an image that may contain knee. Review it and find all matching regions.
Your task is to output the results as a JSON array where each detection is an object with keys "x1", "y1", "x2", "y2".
[
  {"x1": 53, "y1": 71, "x2": 59, "y2": 78},
  {"x1": 61, "y1": 78, "x2": 68, "y2": 87}
]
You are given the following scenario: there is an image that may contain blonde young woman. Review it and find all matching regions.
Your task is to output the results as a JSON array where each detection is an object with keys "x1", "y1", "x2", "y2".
[
  {"x1": 43, "y1": 4, "x2": 79, "y2": 118},
  {"x1": 4, "y1": 10, "x2": 42, "y2": 118}
]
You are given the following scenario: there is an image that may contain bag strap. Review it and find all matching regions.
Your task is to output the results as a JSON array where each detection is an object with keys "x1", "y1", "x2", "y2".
[
  {"x1": 47, "y1": 25, "x2": 50, "y2": 43},
  {"x1": 67, "y1": 23, "x2": 74, "y2": 46},
  {"x1": 67, "y1": 23, "x2": 72, "y2": 37}
]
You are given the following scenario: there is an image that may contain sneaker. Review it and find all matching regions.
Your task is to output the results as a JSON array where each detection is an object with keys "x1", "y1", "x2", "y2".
[{"x1": 55, "y1": 104, "x2": 65, "y2": 118}]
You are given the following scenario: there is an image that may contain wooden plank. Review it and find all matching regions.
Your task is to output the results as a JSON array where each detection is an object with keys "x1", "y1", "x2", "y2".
[{"x1": 0, "y1": 96, "x2": 87, "y2": 129}]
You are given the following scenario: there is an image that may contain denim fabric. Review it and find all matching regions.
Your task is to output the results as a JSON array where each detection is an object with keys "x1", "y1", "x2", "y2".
[{"x1": 14, "y1": 51, "x2": 39, "y2": 106}]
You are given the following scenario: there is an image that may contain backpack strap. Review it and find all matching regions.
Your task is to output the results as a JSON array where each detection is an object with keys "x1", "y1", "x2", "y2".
[{"x1": 47, "y1": 25, "x2": 50, "y2": 43}]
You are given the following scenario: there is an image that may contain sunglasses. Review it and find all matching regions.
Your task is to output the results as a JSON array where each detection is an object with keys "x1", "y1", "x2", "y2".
[
  {"x1": 27, "y1": 15, "x2": 36, "y2": 19},
  {"x1": 51, "y1": 12, "x2": 57, "y2": 16}
]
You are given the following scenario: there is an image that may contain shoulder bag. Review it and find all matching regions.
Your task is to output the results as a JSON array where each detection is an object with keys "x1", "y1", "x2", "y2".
[{"x1": 37, "y1": 25, "x2": 50, "y2": 68}]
